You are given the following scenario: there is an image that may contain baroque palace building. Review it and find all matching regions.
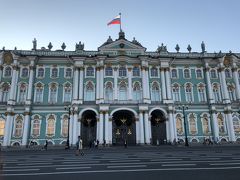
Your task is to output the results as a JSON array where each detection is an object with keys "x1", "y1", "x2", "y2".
[{"x1": 0, "y1": 31, "x2": 240, "y2": 147}]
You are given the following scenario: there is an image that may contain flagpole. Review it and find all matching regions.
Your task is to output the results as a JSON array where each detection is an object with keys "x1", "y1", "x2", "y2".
[{"x1": 119, "y1": 13, "x2": 122, "y2": 32}]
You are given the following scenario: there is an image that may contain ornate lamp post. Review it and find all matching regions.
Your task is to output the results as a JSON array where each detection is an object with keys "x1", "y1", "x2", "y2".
[
  {"x1": 178, "y1": 105, "x2": 189, "y2": 146},
  {"x1": 64, "y1": 105, "x2": 74, "y2": 150}
]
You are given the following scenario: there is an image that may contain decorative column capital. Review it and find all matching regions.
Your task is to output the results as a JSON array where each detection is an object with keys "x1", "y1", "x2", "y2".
[
  {"x1": 217, "y1": 67, "x2": 224, "y2": 72},
  {"x1": 127, "y1": 67, "x2": 132, "y2": 71},
  {"x1": 5, "y1": 111, "x2": 15, "y2": 116},
  {"x1": 141, "y1": 66, "x2": 147, "y2": 71},
  {"x1": 24, "y1": 111, "x2": 31, "y2": 116},
  {"x1": 79, "y1": 66, "x2": 84, "y2": 71},
  {"x1": 204, "y1": 67, "x2": 210, "y2": 72},
  {"x1": 160, "y1": 67, "x2": 165, "y2": 72},
  {"x1": 232, "y1": 67, "x2": 237, "y2": 72},
  {"x1": 74, "y1": 66, "x2": 79, "y2": 71}
]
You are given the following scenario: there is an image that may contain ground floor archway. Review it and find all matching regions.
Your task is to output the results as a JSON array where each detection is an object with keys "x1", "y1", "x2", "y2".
[
  {"x1": 150, "y1": 109, "x2": 167, "y2": 145},
  {"x1": 112, "y1": 110, "x2": 136, "y2": 146},
  {"x1": 80, "y1": 110, "x2": 97, "y2": 147}
]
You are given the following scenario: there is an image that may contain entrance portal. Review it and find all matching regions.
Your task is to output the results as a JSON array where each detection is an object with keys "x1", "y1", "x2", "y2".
[
  {"x1": 80, "y1": 110, "x2": 97, "y2": 147},
  {"x1": 151, "y1": 110, "x2": 167, "y2": 145},
  {"x1": 112, "y1": 110, "x2": 136, "y2": 146}
]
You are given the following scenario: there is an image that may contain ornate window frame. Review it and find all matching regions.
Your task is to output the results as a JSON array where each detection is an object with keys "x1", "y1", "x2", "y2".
[
  {"x1": 200, "y1": 113, "x2": 211, "y2": 135},
  {"x1": 45, "y1": 114, "x2": 56, "y2": 137},
  {"x1": 31, "y1": 114, "x2": 42, "y2": 138},
  {"x1": 64, "y1": 67, "x2": 73, "y2": 79},
  {"x1": 183, "y1": 68, "x2": 191, "y2": 79},
  {"x1": 171, "y1": 68, "x2": 178, "y2": 79},
  {"x1": 36, "y1": 66, "x2": 45, "y2": 79},
  {"x1": 3, "y1": 66, "x2": 12, "y2": 78}
]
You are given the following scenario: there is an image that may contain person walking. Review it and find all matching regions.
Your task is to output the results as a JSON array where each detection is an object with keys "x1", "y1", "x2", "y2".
[
  {"x1": 44, "y1": 140, "x2": 48, "y2": 151},
  {"x1": 76, "y1": 136, "x2": 84, "y2": 156}
]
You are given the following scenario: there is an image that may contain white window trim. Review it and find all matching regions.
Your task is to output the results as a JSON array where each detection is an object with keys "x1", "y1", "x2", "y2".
[
  {"x1": 132, "y1": 67, "x2": 141, "y2": 77},
  {"x1": 31, "y1": 115, "x2": 42, "y2": 137},
  {"x1": 20, "y1": 66, "x2": 29, "y2": 78},
  {"x1": 85, "y1": 66, "x2": 95, "y2": 78},
  {"x1": 172, "y1": 83, "x2": 181, "y2": 102},
  {"x1": 62, "y1": 82, "x2": 72, "y2": 103},
  {"x1": 48, "y1": 82, "x2": 59, "y2": 104},
  {"x1": 188, "y1": 113, "x2": 198, "y2": 135},
  {"x1": 50, "y1": 67, "x2": 59, "y2": 79},
  {"x1": 225, "y1": 68, "x2": 232, "y2": 78},
  {"x1": 104, "y1": 81, "x2": 114, "y2": 100},
  {"x1": 200, "y1": 113, "x2": 211, "y2": 134},
  {"x1": 183, "y1": 68, "x2": 191, "y2": 79},
  {"x1": 149, "y1": 66, "x2": 159, "y2": 78},
  {"x1": 185, "y1": 83, "x2": 194, "y2": 103},
  {"x1": 84, "y1": 81, "x2": 96, "y2": 101},
  {"x1": 12, "y1": 115, "x2": 24, "y2": 138},
  {"x1": 171, "y1": 68, "x2": 178, "y2": 79},
  {"x1": 34, "y1": 82, "x2": 44, "y2": 103},
  {"x1": 176, "y1": 113, "x2": 184, "y2": 135},
  {"x1": 104, "y1": 66, "x2": 113, "y2": 77},
  {"x1": 197, "y1": 83, "x2": 206, "y2": 102},
  {"x1": 210, "y1": 68, "x2": 218, "y2": 79},
  {"x1": 17, "y1": 82, "x2": 28, "y2": 103},
  {"x1": 36, "y1": 66, "x2": 45, "y2": 79},
  {"x1": 195, "y1": 68, "x2": 203, "y2": 79},
  {"x1": 3, "y1": 65, "x2": 12, "y2": 78},
  {"x1": 212, "y1": 83, "x2": 222, "y2": 102},
  {"x1": 45, "y1": 114, "x2": 56, "y2": 137},
  {"x1": 64, "y1": 67, "x2": 73, "y2": 79},
  {"x1": 60, "y1": 114, "x2": 69, "y2": 137}
]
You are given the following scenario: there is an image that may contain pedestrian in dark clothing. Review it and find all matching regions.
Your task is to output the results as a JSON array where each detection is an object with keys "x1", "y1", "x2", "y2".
[
  {"x1": 124, "y1": 139, "x2": 127, "y2": 148},
  {"x1": 44, "y1": 140, "x2": 48, "y2": 150},
  {"x1": 96, "y1": 139, "x2": 99, "y2": 149}
]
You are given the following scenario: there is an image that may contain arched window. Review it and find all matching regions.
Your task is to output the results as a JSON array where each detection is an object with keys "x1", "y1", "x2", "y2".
[
  {"x1": 202, "y1": 114, "x2": 210, "y2": 134},
  {"x1": 21, "y1": 67, "x2": 29, "y2": 78},
  {"x1": 189, "y1": 113, "x2": 197, "y2": 135},
  {"x1": 19, "y1": 83, "x2": 27, "y2": 103},
  {"x1": 213, "y1": 83, "x2": 222, "y2": 102},
  {"x1": 184, "y1": 69, "x2": 190, "y2": 78},
  {"x1": 4, "y1": 67, "x2": 12, "y2": 77},
  {"x1": 133, "y1": 67, "x2": 140, "y2": 77},
  {"x1": 172, "y1": 83, "x2": 180, "y2": 102},
  {"x1": 105, "y1": 82, "x2": 113, "y2": 100},
  {"x1": 46, "y1": 115, "x2": 55, "y2": 136},
  {"x1": 119, "y1": 81, "x2": 127, "y2": 100},
  {"x1": 65, "y1": 68, "x2": 72, "y2": 78},
  {"x1": 32, "y1": 115, "x2": 40, "y2": 137},
  {"x1": 225, "y1": 69, "x2": 231, "y2": 78},
  {"x1": 105, "y1": 67, "x2": 113, "y2": 76},
  {"x1": 37, "y1": 67, "x2": 44, "y2": 78},
  {"x1": 64, "y1": 83, "x2": 72, "y2": 102},
  {"x1": 196, "y1": 69, "x2": 202, "y2": 78},
  {"x1": 51, "y1": 67, "x2": 58, "y2": 78},
  {"x1": 233, "y1": 116, "x2": 240, "y2": 133},
  {"x1": 14, "y1": 116, "x2": 23, "y2": 137},
  {"x1": 185, "y1": 83, "x2": 193, "y2": 102},
  {"x1": 151, "y1": 67, "x2": 158, "y2": 77},
  {"x1": 35, "y1": 83, "x2": 44, "y2": 103},
  {"x1": 119, "y1": 67, "x2": 127, "y2": 77},
  {"x1": 2, "y1": 83, "x2": 10, "y2": 102},
  {"x1": 151, "y1": 82, "x2": 160, "y2": 101},
  {"x1": 198, "y1": 84, "x2": 206, "y2": 102},
  {"x1": 86, "y1": 67, "x2": 94, "y2": 77},
  {"x1": 227, "y1": 84, "x2": 236, "y2": 101},
  {"x1": 218, "y1": 114, "x2": 225, "y2": 133},
  {"x1": 62, "y1": 115, "x2": 68, "y2": 137},
  {"x1": 0, "y1": 118, "x2": 5, "y2": 136},
  {"x1": 49, "y1": 83, "x2": 57, "y2": 103},
  {"x1": 210, "y1": 69, "x2": 217, "y2": 78},
  {"x1": 176, "y1": 114, "x2": 183, "y2": 135},
  {"x1": 133, "y1": 82, "x2": 142, "y2": 100},
  {"x1": 85, "y1": 81, "x2": 95, "y2": 101},
  {"x1": 171, "y1": 69, "x2": 177, "y2": 78}
]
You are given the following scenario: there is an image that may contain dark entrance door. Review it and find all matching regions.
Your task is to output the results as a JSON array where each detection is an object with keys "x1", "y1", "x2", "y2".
[
  {"x1": 151, "y1": 110, "x2": 167, "y2": 145},
  {"x1": 112, "y1": 110, "x2": 136, "y2": 146},
  {"x1": 80, "y1": 110, "x2": 97, "y2": 147}
]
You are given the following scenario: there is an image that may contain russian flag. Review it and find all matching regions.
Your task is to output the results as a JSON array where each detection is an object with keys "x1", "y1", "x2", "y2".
[{"x1": 107, "y1": 15, "x2": 121, "y2": 26}]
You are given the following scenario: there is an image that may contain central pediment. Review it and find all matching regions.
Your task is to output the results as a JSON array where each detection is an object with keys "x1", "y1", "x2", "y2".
[{"x1": 98, "y1": 31, "x2": 146, "y2": 56}]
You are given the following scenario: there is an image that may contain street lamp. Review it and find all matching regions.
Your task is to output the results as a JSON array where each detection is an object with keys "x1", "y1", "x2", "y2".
[
  {"x1": 64, "y1": 105, "x2": 74, "y2": 150},
  {"x1": 178, "y1": 105, "x2": 189, "y2": 146}
]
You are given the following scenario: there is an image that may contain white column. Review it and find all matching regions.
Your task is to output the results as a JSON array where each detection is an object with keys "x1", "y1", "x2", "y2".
[
  {"x1": 99, "y1": 112, "x2": 104, "y2": 144},
  {"x1": 78, "y1": 67, "x2": 84, "y2": 102},
  {"x1": 27, "y1": 66, "x2": 34, "y2": 103},
  {"x1": 97, "y1": 117, "x2": 100, "y2": 142},
  {"x1": 168, "y1": 112, "x2": 175, "y2": 143},
  {"x1": 204, "y1": 66, "x2": 214, "y2": 103},
  {"x1": 72, "y1": 113, "x2": 78, "y2": 145},
  {"x1": 9, "y1": 66, "x2": 17, "y2": 102},
  {"x1": 96, "y1": 67, "x2": 100, "y2": 101},
  {"x1": 232, "y1": 66, "x2": 240, "y2": 100},
  {"x1": 73, "y1": 67, "x2": 79, "y2": 101},
  {"x1": 165, "y1": 68, "x2": 172, "y2": 100},
  {"x1": 104, "y1": 112, "x2": 109, "y2": 144},
  {"x1": 173, "y1": 113, "x2": 178, "y2": 140},
  {"x1": 100, "y1": 67, "x2": 104, "y2": 101},
  {"x1": 166, "y1": 121, "x2": 170, "y2": 142},
  {"x1": 69, "y1": 114, "x2": 73, "y2": 145},
  {"x1": 13, "y1": 68, "x2": 19, "y2": 101},
  {"x1": 144, "y1": 112, "x2": 150, "y2": 144},
  {"x1": 219, "y1": 66, "x2": 230, "y2": 103},
  {"x1": 160, "y1": 68, "x2": 167, "y2": 100},
  {"x1": 226, "y1": 112, "x2": 236, "y2": 142},
  {"x1": 128, "y1": 67, "x2": 133, "y2": 100},
  {"x1": 0, "y1": 65, "x2": 3, "y2": 83},
  {"x1": 211, "y1": 111, "x2": 219, "y2": 142},
  {"x1": 148, "y1": 116, "x2": 152, "y2": 143},
  {"x1": 141, "y1": 67, "x2": 147, "y2": 100},
  {"x1": 114, "y1": 67, "x2": 118, "y2": 100},
  {"x1": 139, "y1": 112, "x2": 144, "y2": 144},
  {"x1": 136, "y1": 118, "x2": 140, "y2": 144},
  {"x1": 108, "y1": 116, "x2": 112, "y2": 144},
  {"x1": 3, "y1": 113, "x2": 13, "y2": 146},
  {"x1": 145, "y1": 68, "x2": 150, "y2": 100},
  {"x1": 22, "y1": 112, "x2": 30, "y2": 146}
]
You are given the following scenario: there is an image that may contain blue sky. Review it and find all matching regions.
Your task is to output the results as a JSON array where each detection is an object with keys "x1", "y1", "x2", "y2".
[{"x1": 0, "y1": 0, "x2": 239, "y2": 53}]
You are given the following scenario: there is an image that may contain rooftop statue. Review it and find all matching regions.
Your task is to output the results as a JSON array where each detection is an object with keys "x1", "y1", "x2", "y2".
[
  {"x1": 48, "y1": 42, "x2": 53, "y2": 50},
  {"x1": 132, "y1": 37, "x2": 142, "y2": 47},
  {"x1": 187, "y1": 44, "x2": 192, "y2": 53},
  {"x1": 157, "y1": 43, "x2": 167, "y2": 53},
  {"x1": 32, "y1": 38, "x2": 37, "y2": 50},
  {"x1": 175, "y1": 44, "x2": 180, "y2": 52},
  {"x1": 61, "y1": 42, "x2": 66, "y2": 51},
  {"x1": 75, "y1": 41, "x2": 84, "y2": 51},
  {"x1": 201, "y1": 41, "x2": 205, "y2": 53}
]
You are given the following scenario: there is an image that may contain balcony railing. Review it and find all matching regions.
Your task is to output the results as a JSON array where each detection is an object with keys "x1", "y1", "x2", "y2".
[{"x1": 104, "y1": 100, "x2": 143, "y2": 104}]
